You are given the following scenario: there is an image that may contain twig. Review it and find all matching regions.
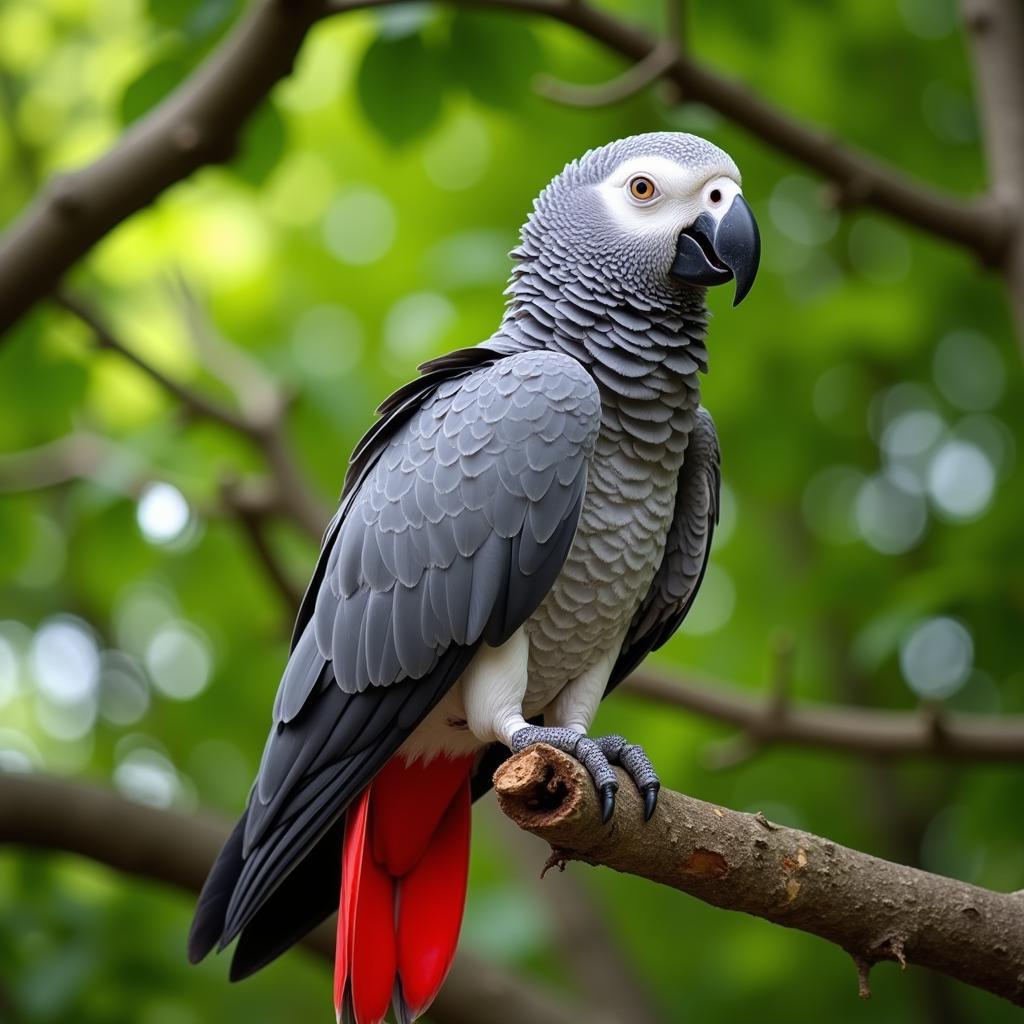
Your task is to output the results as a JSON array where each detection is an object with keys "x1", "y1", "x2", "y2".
[
  {"x1": 0, "y1": 771, "x2": 584, "y2": 1024},
  {"x1": 626, "y1": 666, "x2": 1024, "y2": 761},
  {"x1": 493, "y1": 744, "x2": 1024, "y2": 1007},
  {"x1": 220, "y1": 475, "x2": 305, "y2": 610},
  {"x1": 169, "y1": 273, "x2": 283, "y2": 423},
  {"x1": 536, "y1": 0, "x2": 683, "y2": 108},
  {"x1": 0, "y1": 432, "x2": 146, "y2": 494},
  {"x1": 54, "y1": 290, "x2": 250, "y2": 433},
  {"x1": 54, "y1": 289, "x2": 328, "y2": 540},
  {"x1": 536, "y1": 40, "x2": 679, "y2": 108}
]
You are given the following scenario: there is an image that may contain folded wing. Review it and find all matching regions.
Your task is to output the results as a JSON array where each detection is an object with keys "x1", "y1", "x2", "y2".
[{"x1": 189, "y1": 347, "x2": 602, "y2": 974}]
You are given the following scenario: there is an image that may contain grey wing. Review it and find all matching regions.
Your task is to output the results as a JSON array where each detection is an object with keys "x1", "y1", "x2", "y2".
[
  {"x1": 191, "y1": 349, "x2": 602, "y2": 970},
  {"x1": 606, "y1": 406, "x2": 721, "y2": 692}
]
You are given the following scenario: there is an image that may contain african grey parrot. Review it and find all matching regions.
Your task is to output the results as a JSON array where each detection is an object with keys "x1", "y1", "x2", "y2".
[{"x1": 188, "y1": 131, "x2": 759, "y2": 1024}]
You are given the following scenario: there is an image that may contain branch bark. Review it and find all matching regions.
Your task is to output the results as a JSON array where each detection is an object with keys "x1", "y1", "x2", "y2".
[
  {"x1": 493, "y1": 744, "x2": 1024, "y2": 1007},
  {"x1": 0, "y1": 771, "x2": 583, "y2": 1024},
  {"x1": 627, "y1": 667, "x2": 1024, "y2": 762}
]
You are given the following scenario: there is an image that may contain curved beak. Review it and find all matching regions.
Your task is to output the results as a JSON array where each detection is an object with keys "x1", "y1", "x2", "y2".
[{"x1": 669, "y1": 194, "x2": 761, "y2": 305}]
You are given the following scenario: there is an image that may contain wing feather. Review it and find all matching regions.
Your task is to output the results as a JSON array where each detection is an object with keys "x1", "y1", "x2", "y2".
[{"x1": 192, "y1": 346, "x2": 602, "y2": 969}]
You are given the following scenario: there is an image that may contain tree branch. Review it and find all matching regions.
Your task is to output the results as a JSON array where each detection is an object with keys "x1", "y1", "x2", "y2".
[
  {"x1": 961, "y1": 0, "x2": 1024, "y2": 348},
  {"x1": 0, "y1": 432, "x2": 145, "y2": 494},
  {"x1": 0, "y1": 771, "x2": 584, "y2": 1024},
  {"x1": 0, "y1": 0, "x2": 328, "y2": 334},
  {"x1": 324, "y1": 0, "x2": 1006, "y2": 263},
  {"x1": 0, "y1": 0, "x2": 1011, "y2": 337},
  {"x1": 536, "y1": 39, "x2": 679, "y2": 108},
  {"x1": 626, "y1": 667, "x2": 1024, "y2": 762},
  {"x1": 493, "y1": 744, "x2": 1024, "y2": 1007},
  {"x1": 55, "y1": 289, "x2": 328, "y2": 540}
]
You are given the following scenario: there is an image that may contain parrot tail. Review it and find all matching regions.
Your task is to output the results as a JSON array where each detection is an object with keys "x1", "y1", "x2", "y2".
[{"x1": 334, "y1": 752, "x2": 474, "y2": 1024}]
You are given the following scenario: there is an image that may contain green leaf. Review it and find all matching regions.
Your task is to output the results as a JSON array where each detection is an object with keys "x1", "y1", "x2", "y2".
[
  {"x1": 445, "y1": 13, "x2": 542, "y2": 109},
  {"x1": 119, "y1": 58, "x2": 191, "y2": 126},
  {"x1": 231, "y1": 102, "x2": 287, "y2": 186},
  {"x1": 355, "y1": 33, "x2": 444, "y2": 147}
]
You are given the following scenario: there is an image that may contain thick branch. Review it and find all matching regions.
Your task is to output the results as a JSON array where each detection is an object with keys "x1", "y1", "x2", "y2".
[
  {"x1": 0, "y1": 0, "x2": 325, "y2": 334},
  {"x1": 494, "y1": 745, "x2": 1024, "y2": 1006},
  {"x1": 0, "y1": 772, "x2": 582, "y2": 1024},
  {"x1": 626, "y1": 668, "x2": 1024, "y2": 761}
]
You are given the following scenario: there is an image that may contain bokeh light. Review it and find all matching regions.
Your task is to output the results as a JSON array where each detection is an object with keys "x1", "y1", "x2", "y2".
[
  {"x1": 422, "y1": 110, "x2": 491, "y2": 192},
  {"x1": 926, "y1": 439, "x2": 995, "y2": 521},
  {"x1": 98, "y1": 650, "x2": 151, "y2": 726},
  {"x1": 113, "y1": 744, "x2": 185, "y2": 809},
  {"x1": 855, "y1": 470, "x2": 928, "y2": 554},
  {"x1": 30, "y1": 616, "x2": 100, "y2": 706},
  {"x1": 136, "y1": 482, "x2": 191, "y2": 546},
  {"x1": 769, "y1": 175, "x2": 839, "y2": 246},
  {"x1": 899, "y1": 616, "x2": 974, "y2": 699},
  {"x1": 144, "y1": 621, "x2": 213, "y2": 701}
]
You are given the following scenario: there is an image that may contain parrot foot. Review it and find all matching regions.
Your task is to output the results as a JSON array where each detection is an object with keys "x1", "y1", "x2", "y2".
[{"x1": 508, "y1": 727, "x2": 660, "y2": 823}]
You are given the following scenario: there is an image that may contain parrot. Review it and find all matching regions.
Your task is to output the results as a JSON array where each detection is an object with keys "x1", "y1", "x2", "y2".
[{"x1": 188, "y1": 131, "x2": 760, "y2": 1024}]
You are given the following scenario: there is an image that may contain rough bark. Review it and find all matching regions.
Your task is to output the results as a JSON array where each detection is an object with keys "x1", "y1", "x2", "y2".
[
  {"x1": 0, "y1": 771, "x2": 582, "y2": 1024},
  {"x1": 493, "y1": 744, "x2": 1024, "y2": 1007}
]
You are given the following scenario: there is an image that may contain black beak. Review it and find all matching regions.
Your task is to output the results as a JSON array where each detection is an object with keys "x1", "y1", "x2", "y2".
[{"x1": 670, "y1": 194, "x2": 760, "y2": 305}]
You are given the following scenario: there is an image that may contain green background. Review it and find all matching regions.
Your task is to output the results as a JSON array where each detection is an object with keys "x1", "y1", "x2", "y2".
[{"x1": 1, "y1": 0, "x2": 1021, "y2": 1020}]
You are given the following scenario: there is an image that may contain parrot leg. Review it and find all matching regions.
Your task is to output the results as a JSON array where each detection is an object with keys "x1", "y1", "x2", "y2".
[{"x1": 508, "y1": 726, "x2": 660, "y2": 823}]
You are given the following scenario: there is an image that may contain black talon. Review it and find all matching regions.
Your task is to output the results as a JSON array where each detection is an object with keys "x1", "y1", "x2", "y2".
[
  {"x1": 599, "y1": 781, "x2": 618, "y2": 823},
  {"x1": 642, "y1": 783, "x2": 660, "y2": 821}
]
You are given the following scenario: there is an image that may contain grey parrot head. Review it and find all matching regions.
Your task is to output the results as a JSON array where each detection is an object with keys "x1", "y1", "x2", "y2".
[{"x1": 519, "y1": 132, "x2": 760, "y2": 307}]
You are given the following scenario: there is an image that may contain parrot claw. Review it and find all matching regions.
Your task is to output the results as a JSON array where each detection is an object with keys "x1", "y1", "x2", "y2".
[
  {"x1": 599, "y1": 782, "x2": 618, "y2": 823},
  {"x1": 509, "y1": 727, "x2": 661, "y2": 825},
  {"x1": 642, "y1": 783, "x2": 660, "y2": 821}
]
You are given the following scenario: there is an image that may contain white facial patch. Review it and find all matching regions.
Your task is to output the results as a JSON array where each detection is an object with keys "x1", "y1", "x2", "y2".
[{"x1": 595, "y1": 154, "x2": 743, "y2": 241}]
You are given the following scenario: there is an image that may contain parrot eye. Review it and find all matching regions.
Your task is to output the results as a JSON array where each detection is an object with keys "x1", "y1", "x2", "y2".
[
  {"x1": 708, "y1": 188, "x2": 722, "y2": 205},
  {"x1": 627, "y1": 175, "x2": 658, "y2": 203}
]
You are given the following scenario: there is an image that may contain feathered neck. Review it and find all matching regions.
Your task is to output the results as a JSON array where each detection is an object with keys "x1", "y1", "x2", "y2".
[{"x1": 490, "y1": 239, "x2": 710, "y2": 412}]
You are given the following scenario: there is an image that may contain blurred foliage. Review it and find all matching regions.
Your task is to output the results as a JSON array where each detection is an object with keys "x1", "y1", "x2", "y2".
[{"x1": 1, "y1": 0, "x2": 1023, "y2": 1021}]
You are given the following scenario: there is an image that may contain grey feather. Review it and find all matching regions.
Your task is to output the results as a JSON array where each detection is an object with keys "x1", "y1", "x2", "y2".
[{"x1": 607, "y1": 407, "x2": 721, "y2": 692}]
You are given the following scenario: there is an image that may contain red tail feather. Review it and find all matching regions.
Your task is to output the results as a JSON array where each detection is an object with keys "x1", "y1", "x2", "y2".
[{"x1": 335, "y1": 754, "x2": 474, "y2": 1024}]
